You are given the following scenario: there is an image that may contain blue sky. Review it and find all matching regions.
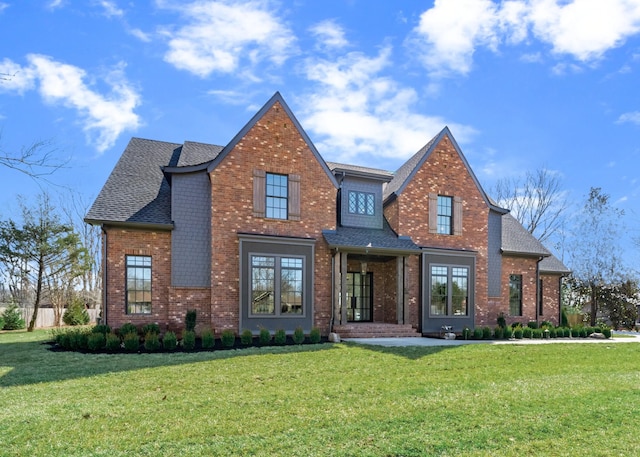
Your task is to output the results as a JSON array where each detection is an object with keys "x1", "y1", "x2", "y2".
[{"x1": 0, "y1": 0, "x2": 639, "y2": 269}]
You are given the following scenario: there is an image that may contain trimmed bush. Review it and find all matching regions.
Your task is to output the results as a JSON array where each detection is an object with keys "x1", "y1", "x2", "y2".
[
  {"x1": 87, "y1": 332, "x2": 106, "y2": 352},
  {"x1": 92, "y1": 324, "x2": 111, "y2": 335},
  {"x1": 513, "y1": 327, "x2": 523, "y2": 339},
  {"x1": 142, "y1": 323, "x2": 160, "y2": 335},
  {"x1": 185, "y1": 309, "x2": 197, "y2": 332},
  {"x1": 482, "y1": 326, "x2": 492, "y2": 340},
  {"x1": 571, "y1": 327, "x2": 581, "y2": 338},
  {"x1": 309, "y1": 327, "x2": 321, "y2": 344},
  {"x1": 497, "y1": 312, "x2": 506, "y2": 329},
  {"x1": 532, "y1": 328, "x2": 543, "y2": 339},
  {"x1": 549, "y1": 327, "x2": 557, "y2": 338},
  {"x1": 201, "y1": 328, "x2": 215, "y2": 349},
  {"x1": 585, "y1": 327, "x2": 595, "y2": 337},
  {"x1": 527, "y1": 321, "x2": 538, "y2": 329},
  {"x1": 579, "y1": 327, "x2": 587, "y2": 338},
  {"x1": 163, "y1": 331, "x2": 177, "y2": 351},
  {"x1": 602, "y1": 327, "x2": 612, "y2": 339},
  {"x1": 182, "y1": 330, "x2": 196, "y2": 351},
  {"x1": 493, "y1": 326, "x2": 504, "y2": 340},
  {"x1": 503, "y1": 326, "x2": 512, "y2": 339},
  {"x1": 293, "y1": 326, "x2": 305, "y2": 344},
  {"x1": 0, "y1": 315, "x2": 4, "y2": 330},
  {"x1": 541, "y1": 321, "x2": 553, "y2": 328},
  {"x1": 105, "y1": 333, "x2": 121, "y2": 352},
  {"x1": 2, "y1": 304, "x2": 25, "y2": 330},
  {"x1": 123, "y1": 332, "x2": 139, "y2": 352},
  {"x1": 144, "y1": 331, "x2": 161, "y2": 352},
  {"x1": 274, "y1": 329, "x2": 286, "y2": 345},
  {"x1": 522, "y1": 326, "x2": 533, "y2": 339},
  {"x1": 511, "y1": 322, "x2": 522, "y2": 329},
  {"x1": 259, "y1": 327, "x2": 271, "y2": 345},
  {"x1": 62, "y1": 299, "x2": 90, "y2": 326},
  {"x1": 119, "y1": 323, "x2": 138, "y2": 337},
  {"x1": 221, "y1": 329, "x2": 235, "y2": 348},
  {"x1": 240, "y1": 329, "x2": 253, "y2": 346}
]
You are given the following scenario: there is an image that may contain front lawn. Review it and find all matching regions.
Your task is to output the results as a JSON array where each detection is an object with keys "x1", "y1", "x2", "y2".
[{"x1": 1, "y1": 330, "x2": 638, "y2": 456}]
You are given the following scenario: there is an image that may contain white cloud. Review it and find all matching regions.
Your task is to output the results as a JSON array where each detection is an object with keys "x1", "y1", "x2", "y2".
[
  {"x1": 298, "y1": 46, "x2": 476, "y2": 166},
  {"x1": 0, "y1": 2, "x2": 9, "y2": 13},
  {"x1": 159, "y1": 0, "x2": 296, "y2": 78},
  {"x1": 410, "y1": 0, "x2": 640, "y2": 76},
  {"x1": 0, "y1": 55, "x2": 141, "y2": 152},
  {"x1": 129, "y1": 28, "x2": 152, "y2": 42},
  {"x1": 617, "y1": 111, "x2": 640, "y2": 125},
  {"x1": 96, "y1": 0, "x2": 123, "y2": 17},
  {"x1": 309, "y1": 19, "x2": 349, "y2": 50}
]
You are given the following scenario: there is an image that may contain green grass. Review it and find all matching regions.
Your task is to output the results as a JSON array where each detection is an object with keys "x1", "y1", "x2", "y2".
[{"x1": 1, "y1": 330, "x2": 639, "y2": 456}]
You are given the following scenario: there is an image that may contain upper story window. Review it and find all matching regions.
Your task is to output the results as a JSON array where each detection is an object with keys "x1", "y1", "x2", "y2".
[
  {"x1": 253, "y1": 170, "x2": 301, "y2": 221},
  {"x1": 437, "y1": 195, "x2": 453, "y2": 234},
  {"x1": 126, "y1": 255, "x2": 151, "y2": 314},
  {"x1": 509, "y1": 274, "x2": 523, "y2": 316},
  {"x1": 348, "y1": 191, "x2": 375, "y2": 216},
  {"x1": 266, "y1": 173, "x2": 288, "y2": 220}
]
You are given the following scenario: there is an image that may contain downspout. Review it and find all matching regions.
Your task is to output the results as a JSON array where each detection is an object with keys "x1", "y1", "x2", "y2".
[{"x1": 536, "y1": 256, "x2": 543, "y2": 325}]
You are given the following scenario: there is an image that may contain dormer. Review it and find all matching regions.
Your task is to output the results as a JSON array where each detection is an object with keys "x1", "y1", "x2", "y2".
[{"x1": 327, "y1": 162, "x2": 394, "y2": 230}]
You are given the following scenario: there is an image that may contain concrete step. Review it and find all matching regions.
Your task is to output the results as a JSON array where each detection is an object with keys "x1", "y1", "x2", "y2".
[{"x1": 333, "y1": 323, "x2": 421, "y2": 338}]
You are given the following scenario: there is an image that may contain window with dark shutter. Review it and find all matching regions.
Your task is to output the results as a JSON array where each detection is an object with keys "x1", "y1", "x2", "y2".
[
  {"x1": 253, "y1": 169, "x2": 266, "y2": 218},
  {"x1": 288, "y1": 174, "x2": 300, "y2": 221}
]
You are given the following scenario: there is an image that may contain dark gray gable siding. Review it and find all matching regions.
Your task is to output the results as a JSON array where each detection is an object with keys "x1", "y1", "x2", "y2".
[
  {"x1": 487, "y1": 210, "x2": 503, "y2": 297},
  {"x1": 85, "y1": 137, "x2": 182, "y2": 226},
  {"x1": 340, "y1": 176, "x2": 384, "y2": 229},
  {"x1": 171, "y1": 171, "x2": 211, "y2": 287}
]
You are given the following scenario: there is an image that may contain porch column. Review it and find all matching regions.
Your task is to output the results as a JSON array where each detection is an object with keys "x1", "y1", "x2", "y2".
[
  {"x1": 340, "y1": 251, "x2": 348, "y2": 325},
  {"x1": 396, "y1": 256, "x2": 406, "y2": 324},
  {"x1": 333, "y1": 251, "x2": 341, "y2": 326}
]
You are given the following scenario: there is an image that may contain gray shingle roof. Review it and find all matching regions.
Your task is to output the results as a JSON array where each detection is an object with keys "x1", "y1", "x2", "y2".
[
  {"x1": 501, "y1": 213, "x2": 551, "y2": 257},
  {"x1": 323, "y1": 219, "x2": 420, "y2": 254},
  {"x1": 326, "y1": 162, "x2": 394, "y2": 181},
  {"x1": 540, "y1": 254, "x2": 571, "y2": 275},
  {"x1": 85, "y1": 137, "x2": 222, "y2": 227}
]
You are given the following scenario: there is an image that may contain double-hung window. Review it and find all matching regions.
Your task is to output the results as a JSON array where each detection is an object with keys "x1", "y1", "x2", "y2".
[
  {"x1": 437, "y1": 195, "x2": 453, "y2": 234},
  {"x1": 429, "y1": 265, "x2": 469, "y2": 316},
  {"x1": 126, "y1": 255, "x2": 151, "y2": 314},
  {"x1": 251, "y1": 255, "x2": 303, "y2": 316},
  {"x1": 509, "y1": 274, "x2": 523, "y2": 316},
  {"x1": 266, "y1": 173, "x2": 288, "y2": 220},
  {"x1": 348, "y1": 191, "x2": 375, "y2": 216}
]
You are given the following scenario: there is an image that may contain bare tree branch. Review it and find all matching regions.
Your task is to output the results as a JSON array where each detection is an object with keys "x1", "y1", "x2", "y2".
[{"x1": 0, "y1": 137, "x2": 69, "y2": 178}]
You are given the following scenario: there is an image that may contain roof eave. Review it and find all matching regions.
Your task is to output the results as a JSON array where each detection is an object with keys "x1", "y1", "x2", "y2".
[{"x1": 84, "y1": 219, "x2": 175, "y2": 231}]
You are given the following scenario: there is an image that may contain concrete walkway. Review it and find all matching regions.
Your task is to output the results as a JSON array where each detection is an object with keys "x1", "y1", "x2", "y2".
[{"x1": 344, "y1": 331, "x2": 640, "y2": 347}]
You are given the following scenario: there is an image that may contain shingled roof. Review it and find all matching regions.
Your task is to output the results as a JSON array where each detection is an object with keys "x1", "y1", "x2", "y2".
[
  {"x1": 85, "y1": 137, "x2": 222, "y2": 227},
  {"x1": 323, "y1": 219, "x2": 420, "y2": 254},
  {"x1": 501, "y1": 213, "x2": 550, "y2": 257}
]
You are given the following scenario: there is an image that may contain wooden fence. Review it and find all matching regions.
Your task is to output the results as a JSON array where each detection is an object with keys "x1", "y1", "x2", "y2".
[{"x1": 0, "y1": 306, "x2": 100, "y2": 329}]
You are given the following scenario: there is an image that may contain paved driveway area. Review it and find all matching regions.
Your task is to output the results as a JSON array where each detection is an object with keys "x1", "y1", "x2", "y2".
[{"x1": 344, "y1": 332, "x2": 640, "y2": 347}]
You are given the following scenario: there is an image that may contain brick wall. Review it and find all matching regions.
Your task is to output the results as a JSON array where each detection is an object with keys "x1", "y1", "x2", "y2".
[
  {"x1": 500, "y1": 256, "x2": 539, "y2": 327},
  {"x1": 207, "y1": 101, "x2": 337, "y2": 335},
  {"x1": 540, "y1": 273, "x2": 561, "y2": 326},
  {"x1": 104, "y1": 228, "x2": 171, "y2": 331},
  {"x1": 385, "y1": 133, "x2": 490, "y2": 327}
]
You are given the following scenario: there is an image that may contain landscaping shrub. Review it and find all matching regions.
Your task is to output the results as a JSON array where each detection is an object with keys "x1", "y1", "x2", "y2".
[
  {"x1": 527, "y1": 321, "x2": 538, "y2": 329},
  {"x1": 571, "y1": 327, "x2": 581, "y2": 338},
  {"x1": 118, "y1": 323, "x2": 138, "y2": 337},
  {"x1": 579, "y1": 327, "x2": 587, "y2": 338},
  {"x1": 602, "y1": 327, "x2": 612, "y2": 339},
  {"x1": 293, "y1": 326, "x2": 305, "y2": 344},
  {"x1": 163, "y1": 331, "x2": 177, "y2": 351},
  {"x1": 123, "y1": 332, "x2": 139, "y2": 352},
  {"x1": 62, "y1": 299, "x2": 90, "y2": 326},
  {"x1": 472, "y1": 327, "x2": 483, "y2": 340},
  {"x1": 201, "y1": 328, "x2": 215, "y2": 349},
  {"x1": 522, "y1": 326, "x2": 533, "y2": 338},
  {"x1": 497, "y1": 312, "x2": 506, "y2": 329},
  {"x1": 0, "y1": 315, "x2": 4, "y2": 330},
  {"x1": 513, "y1": 326, "x2": 523, "y2": 339},
  {"x1": 2, "y1": 304, "x2": 25, "y2": 330},
  {"x1": 532, "y1": 329, "x2": 543, "y2": 339},
  {"x1": 105, "y1": 333, "x2": 121, "y2": 351},
  {"x1": 561, "y1": 308, "x2": 569, "y2": 327},
  {"x1": 185, "y1": 309, "x2": 197, "y2": 332},
  {"x1": 511, "y1": 322, "x2": 522, "y2": 329},
  {"x1": 182, "y1": 330, "x2": 196, "y2": 351},
  {"x1": 309, "y1": 327, "x2": 321, "y2": 344},
  {"x1": 493, "y1": 326, "x2": 504, "y2": 340},
  {"x1": 144, "y1": 332, "x2": 161, "y2": 352},
  {"x1": 549, "y1": 327, "x2": 557, "y2": 338},
  {"x1": 142, "y1": 323, "x2": 160, "y2": 335},
  {"x1": 221, "y1": 329, "x2": 235, "y2": 348},
  {"x1": 541, "y1": 321, "x2": 553, "y2": 328},
  {"x1": 259, "y1": 327, "x2": 271, "y2": 345},
  {"x1": 503, "y1": 326, "x2": 512, "y2": 339},
  {"x1": 482, "y1": 326, "x2": 492, "y2": 340},
  {"x1": 462, "y1": 327, "x2": 471, "y2": 340},
  {"x1": 240, "y1": 329, "x2": 253, "y2": 345},
  {"x1": 585, "y1": 327, "x2": 595, "y2": 336},
  {"x1": 87, "y1": 332, "x2": 106, "y2": 352},
  {"x1": 92, "y1": 324, "x2": 111, "y2": 335},
  {"x1": 274, "y1": 329, "x2": 286, "y2": 345}
]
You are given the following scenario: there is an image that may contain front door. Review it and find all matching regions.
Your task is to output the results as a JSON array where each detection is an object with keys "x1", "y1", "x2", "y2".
[{"x1": 346, "y1": 272, "x2": 373, "y2": 322}]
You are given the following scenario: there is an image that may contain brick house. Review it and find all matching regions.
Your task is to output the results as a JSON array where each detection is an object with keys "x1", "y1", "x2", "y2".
[{"x1": 85, "y1": 92, "x2": 569, "y2": 337}]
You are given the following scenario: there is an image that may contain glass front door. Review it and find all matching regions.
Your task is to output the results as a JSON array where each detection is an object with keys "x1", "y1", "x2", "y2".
[{"x1": 346, "y1": 272, "x2": 372, "y2": 322}]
